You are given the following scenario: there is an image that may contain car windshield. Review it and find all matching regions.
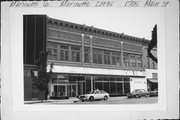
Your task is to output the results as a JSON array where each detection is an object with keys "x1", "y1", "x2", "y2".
[
  {"x1": 141, "y1": 89, "x2": 147, "y2": 92},
  {"x1": 89, "y1": 90, "x2": 96, "y2": 94},
  {"x1": 132, "y1": 90, "x2": 138, "y2": 93}
]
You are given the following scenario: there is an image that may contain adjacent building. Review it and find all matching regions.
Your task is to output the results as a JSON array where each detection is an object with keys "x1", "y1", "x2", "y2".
[{"x1": 23, "y1": 15, "x2": 158, "y2": 101}]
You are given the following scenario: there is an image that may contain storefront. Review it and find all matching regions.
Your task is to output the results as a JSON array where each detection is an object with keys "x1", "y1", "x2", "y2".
[
  {"x1": 49, "y1": 73, "x2": 147, "y2": 98},
  {"x1": 147, "y1": 78, "x2": 158, "y2": 91}
]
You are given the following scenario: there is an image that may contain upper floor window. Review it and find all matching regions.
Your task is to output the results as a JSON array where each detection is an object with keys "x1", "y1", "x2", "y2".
[
  {"x1": 112, "y1": 51, "x2": 121, "y2": 66},
  {"x1": 71, "y1": 45, "x2": 81, "y2": 62},
  {"x1": 104, "y1": 50, "x2": 110, "y2": 65},
  {"x1": 152, "y1": 61, "x2": 157, "y2": 69},
  {"x1": 60, "y1": 44, "x2": 69, "y2": 61},
  {"x1": 147, "y1": 57, "x2": 150, "y2": 68},
  {"x1": 47, "y1": 42, "x2": 58, "y2": 60},
  {"x1": 84, "y1": 47, "x2": 90, "y2": 63},
  {"x1": 136, "y1": 56, "x2": 142, "y2": 67},
  {"x1": 93, "y1": 49, "x2": 103, "y2": 64},
  {"x1": 152, "y1": 73, "x2": 158, "y2": 79},
  {"x1": 123, "y1": 53, "x2": 130, "y2": 66},
  {"x1": 130, "y1": 55, "x2": 136, "y2": 67},
  {"x1": 124, "y1": 52, "x2": 142, "y2": 68},
  {"x1": 146, "y1": 56, "x2": 157, "y2": 69},
  {"x1": 47, "y1": 48, "x2": 58, "y2": 60}
]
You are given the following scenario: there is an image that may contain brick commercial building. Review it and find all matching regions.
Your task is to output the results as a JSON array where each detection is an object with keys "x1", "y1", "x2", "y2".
[{"x1": 23, "y1": 15, "x2": 157, "y2": 101}]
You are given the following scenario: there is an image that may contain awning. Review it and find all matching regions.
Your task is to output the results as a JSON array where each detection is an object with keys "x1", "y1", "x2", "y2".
[
  {"x1": 148, "y1": 79, "x2": 158, "y2": 83},
  {"x1": 47, "y1": 65, "x2": 145, "y2": 77}
]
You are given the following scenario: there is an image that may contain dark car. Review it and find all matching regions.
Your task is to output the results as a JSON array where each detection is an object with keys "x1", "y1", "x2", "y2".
[
  {"x1": 149, "y1": 88, "x2": 158, "y2": 97},
  {"x1": 127, "y1": 89, "x2": 150, "y2": 98}
]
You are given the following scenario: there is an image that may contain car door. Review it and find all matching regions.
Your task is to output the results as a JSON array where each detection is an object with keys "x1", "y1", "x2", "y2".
[
  {"x1": 94, "y1": 91, "x2": 100, "y2": 99},
  {"x1": 99, "y1": 90, "x2": 105, "y2": 99},
  {"x1": 140, "y1": 89, "x2": 146, "y2": 97},
  {"x1": 138, "y1": 89, "x2": 143, "y2": 97}
]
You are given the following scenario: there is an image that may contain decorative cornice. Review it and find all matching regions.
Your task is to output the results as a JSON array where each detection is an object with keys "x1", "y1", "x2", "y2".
[{"x1": 47, "y1": 17, "x2": 150, "y2": 45}]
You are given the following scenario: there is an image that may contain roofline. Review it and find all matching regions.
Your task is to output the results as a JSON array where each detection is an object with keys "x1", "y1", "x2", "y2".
[{"x1": 47, "y1": 16, "x2": 150, "y2": 45}]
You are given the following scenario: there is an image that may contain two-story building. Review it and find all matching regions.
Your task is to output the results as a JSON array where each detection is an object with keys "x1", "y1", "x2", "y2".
[{"x1": 23, "y1": 15, "x2": 158, "y2": 100}]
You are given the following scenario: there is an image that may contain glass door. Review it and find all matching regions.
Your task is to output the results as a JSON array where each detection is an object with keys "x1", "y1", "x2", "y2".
[
  {"x1": 54, "y1": 85, "x2": 65, "y2": 97},
  {"x1": 68, "y1": 84, "x2": 77, "y2": 97},
  {"x1": 78, "y1": 81, "x2": 85, "y2": 95}
]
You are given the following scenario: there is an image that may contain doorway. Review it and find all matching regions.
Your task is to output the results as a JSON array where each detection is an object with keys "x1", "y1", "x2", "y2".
[
  {"x1": 54, "y1": 85, "x2": 66, "y2": 97},
  {"x1": 78, "y1": 81, "x2": 85, "y2": 95},
  {"x1": 68, "y1": 84, "x2": 77, "y2": 97}
]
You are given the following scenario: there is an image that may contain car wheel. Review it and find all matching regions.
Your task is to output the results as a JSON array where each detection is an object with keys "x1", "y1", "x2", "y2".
[
  {"x1": 145, "y1": 94, "x2": 149, "y2": 97},
  {"x1": 135, "y1": 95, "x2": 139, "y2": 98},
  {"x1": 104, "y1": 96, "x2": 108, "y2": 101},
  {"x1": 89, "y1": 96, "x2": 94, "y2": 101}
]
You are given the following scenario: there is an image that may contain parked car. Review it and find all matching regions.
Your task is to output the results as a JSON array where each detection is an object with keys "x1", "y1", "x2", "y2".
[
  {"x1": 77, "y1": 89, "x2": 109, "y2": 102},
  {"x1": 149, "y1": 88, "x2": 158, "y2": 97},
  {"x1": 127, "y1": 89, "x2": 150, "y2": 98}
]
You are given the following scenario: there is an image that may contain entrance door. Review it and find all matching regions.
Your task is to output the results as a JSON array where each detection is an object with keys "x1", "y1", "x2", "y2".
[
  {"x1": 68, "y1": 84, "x2": 77, "y2": 97},
  {"x1": 78, "y1": 82, "x2": 85, "y2": 95},
  {"x1": 54, "y1": 85, "x2": 65, "y2": 97}
]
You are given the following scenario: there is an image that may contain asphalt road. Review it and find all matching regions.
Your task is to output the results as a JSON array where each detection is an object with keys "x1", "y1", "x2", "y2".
[
  {"x1": 26, "y1": 96, "x2": 158, "y2": 105},
  {"x1": 72, "y1": 96, "x2": 158, "y2": 104}
]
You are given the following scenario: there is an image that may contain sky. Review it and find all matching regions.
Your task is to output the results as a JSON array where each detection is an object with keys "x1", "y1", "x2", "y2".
[{"x1": 44, "y1": 7, "x2": 165, "y2": 40}]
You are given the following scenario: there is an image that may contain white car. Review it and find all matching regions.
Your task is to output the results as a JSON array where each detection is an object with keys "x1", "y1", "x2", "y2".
[{"x1": 78, "y1": 89, "x2": 109, "y2": 102}]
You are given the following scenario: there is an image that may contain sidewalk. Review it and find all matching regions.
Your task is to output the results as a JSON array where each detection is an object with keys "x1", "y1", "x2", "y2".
[
  {"x1": 24, "y1": 96, "x2": 127, "y2": 104},
  {"x1": 24, "y1": 97, "x2": 80, "y2": 104}
]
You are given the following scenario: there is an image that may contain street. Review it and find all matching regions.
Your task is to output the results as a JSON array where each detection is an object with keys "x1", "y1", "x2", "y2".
[
  {"x1": 73, "y1": 96, "x2": 158, "y2": 104},
  {"x1": 25, "y1": 96, "x2": 158, "y2": 105}
]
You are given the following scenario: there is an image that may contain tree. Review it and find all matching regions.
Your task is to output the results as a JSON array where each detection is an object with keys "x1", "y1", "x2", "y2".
[
  {"x1": 147, "y1": 24, "x2": 158, "y2": 63},
  {"x1": 32, "y1": 51, "x2": 53, "y2": 102}
]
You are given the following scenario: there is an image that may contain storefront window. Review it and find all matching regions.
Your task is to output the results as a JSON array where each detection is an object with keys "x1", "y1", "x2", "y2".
[
  {"x1": 85, "y1": 76, "x2": 91, "y2": 93},
  {"x1": 94, "y1": 76, "x2": 103, "y2": 90},
  {"x1": 117, "y1": 77, "x2": 123, "y2": 95},
  {"x1": 102, "y1": 76, "x2": 110, "y2": 93},
  {"x1": 124, "y1": 78, "x2": 130, "y2": 93},
  {"x1": 93, "y1": 76, "x2": 127, "y2": 95},
  {"x1": 109, "y1": 77, "x2": 117, "y2": 95},
  {"x1": 50, "y1": 74, "x2": 132, "y2": 97}
]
